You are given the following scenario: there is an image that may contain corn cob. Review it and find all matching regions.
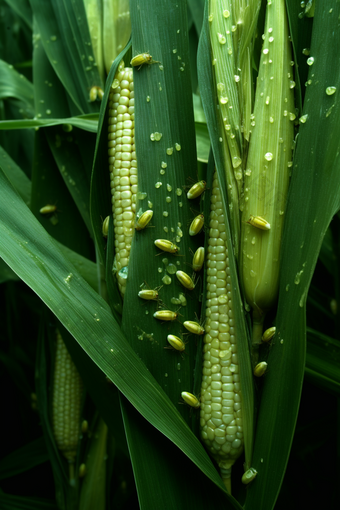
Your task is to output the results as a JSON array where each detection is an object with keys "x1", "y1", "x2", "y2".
[
  {"x1": 52, "y1": 330, "x2": 83, "y2": 482},
  {"x1": 108, "y1": 62, "x2": 137, "y2": 296},
  {"x1": 240, "y1": 0, "x2": 295, "y2": 345},
  {"x1": 200, "y1": 171, "x2": 244, "y2": 492}
]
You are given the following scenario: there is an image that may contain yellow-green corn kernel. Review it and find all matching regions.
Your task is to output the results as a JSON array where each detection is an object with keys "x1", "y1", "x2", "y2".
[
  {"x1": 108, "y1": 62, "x2": 136, "y2": 297},
  {"x1": 181, "y1": 392, "x2": 200, "y2": 408},
  {"x1": 187, "y1": 180, "x2": 206, "y2": 199},
  {"x1": 176, "y1": 270, "x2": 195, "y2": 290},
  {"x1": 189, "y1": 213, "x2": 204, "y2": 236},
  {"x1": 193, "y1": 247, "x2": 205, "y2": 272},
  {"x1": 52, "y1": 330, "x2": 83, "y2": 481},
  {"x1": 262, "y1": 326, "x2": 276, "y2": 343},
  {"x1": 167, "y1": 334, "x2": 185, "y2": 352},
  {"x1": 200, "y1": 172, "x2": 244, "y2": 485},
  {"x1": 154, "y1": 239, "x2": 178, "y2": 253},
  {"x1": 253, "y1": 361, "x2": 267, "y2": 377},
  {"x1": 183, "y1": 321, "x2": 205, "y2": 335},
  {"x1": 135, "y1": 210, "x2": 153, "y2": 230}
]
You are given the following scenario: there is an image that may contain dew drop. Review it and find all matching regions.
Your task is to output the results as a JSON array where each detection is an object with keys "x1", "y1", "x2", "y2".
[
  {"x1": 264, "y1": 152, "x2": 273, "y2": 161},
  {"x1": 307, "y1": 56, "x2": 314, "y2": 66},
  {"x1": 161, "y1": 161, "x2": 167, "y2": 168},
  {"x1": 162, "y1": 275, "x2": 172, "y2": 285},
  {"x1": 148, "y1": 200, "x2": 153, "y2": 208},
  {"x1": 167, "y1": 184, "x2": 172, "y2": 192},
  {"x1": 155, "y1": 181, "x2": 162, "y2": 188},
  {"x1": 176, "y1": 188, "x2": 182, "y2": 196},
  {"x1": 166, "y1": 196, "x2": 172, "y2": 203},
  {"x1": 167, "y1": 147, "x2": 174, "y2": 155},
  {"x1": 175, "y1": 143, "x2": 181, "y2": 151},
  {"x1": 302, "y1": 48, "x2": 310, "y2": 56},
  {"x1": 299, "y1": 114, "x2": 308, "y2": 123},
  {"x1": 326, "y1": 86, "x2": 336, "y2": 96},
  {"x1": 163, "y1": 211, "x2": 169, "y2": 217},
  {"x1": 218, "y1": 33, "x2": 226, "y2": 45},
  {"x1": 223, "y1": 9, "x2": 230, "y2": 18},
  {"x1": 234, "y1": 75, "x2": 240, "y2": 83},
  {"x1": 232, "y1": 156, "x2": 242, "y2": 168}
]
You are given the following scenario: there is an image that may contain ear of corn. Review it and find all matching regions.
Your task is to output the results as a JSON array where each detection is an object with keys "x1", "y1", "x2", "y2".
[
  {"x1": 200, "y1": 171, "x2": 246, "y2": 492},
  {"x1": 240, "y1": 0, "x2": 295, "y2": 342},
  {"x1": 52, "y1": 330, "x2": 83, "y2": 482},
  {"x1": 108, "y1": 62, "x2": 137, "y2": 297}
]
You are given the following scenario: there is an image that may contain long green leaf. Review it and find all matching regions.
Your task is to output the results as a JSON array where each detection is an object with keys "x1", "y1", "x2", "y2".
[
  {"x1": 0, "y1": 167, "x2": 228, "y2": 501},
  {"x1": 245, "y1": 1, "x2": 340, "y2": 508}
]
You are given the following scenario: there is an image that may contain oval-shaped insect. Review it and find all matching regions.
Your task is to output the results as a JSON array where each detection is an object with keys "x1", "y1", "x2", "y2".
[
  {"x1": 97, "y1": 88, "x2": 104, "y2": 100},
  {"x1": 89, "y1": 86, "x2": 98, "y2": 102},
  {"x1": 187, "y1": 180, "x2": 207, "y2": 200},
  {"x1": 189, "y1": 213, "x2": 204, "y2": 236},
  {"x1": 192, "y1": 247, "x2": 205, "y2": 271},
  {"x1": 181, "y1": 391, "x2": 200, "y2": 408},
  {"x1": 40, "y1": 204, "x2": 57, "y2": 215},
  {"x1": 153, "y1": 310, "x2": 178, "y2": 321},
  {"x1": 131, "y1": 53, "x2": 158, "y2": 68},
  {"x1": 242, "y1": 468, "x2": 258, "y2": 485},
  {"x1": 253, "y1": 361, "x2": 268, "y2": 377},
  {"x1": 102, "y1": 216, "x2": 110, "y2": 238},
  {"x1": 154, "y1": 239, "x2": 178, "y2": 253},
  {"x1": 167, "y1": 334, "x2": 185, "y2": 352},
  {"x1": 78, "y1": 463, "x2": 87, "y2": 478},
  {"x1": 176, "y1": 271, "x2": 195, "y2": 290},
  {"x1": 138, "y1": 289, "x2": 159, "y2": 301},
  {"x1": 262, "y1": 326, "x2": 276, "y2": 343},
  {"x1": 183, "y1": 321, "x2": 205, "y2": 335},
  {"x1": 135, "y1": 210, "x2": 153, "y2": 231},
  {"x1": 246, "y1": 215, "x2": 271, "y2": 230}
]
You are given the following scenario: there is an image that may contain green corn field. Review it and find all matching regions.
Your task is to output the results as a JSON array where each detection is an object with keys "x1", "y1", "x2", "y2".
[{"x1": 0, "y1": 0, "x2": 339, "y2": 509}]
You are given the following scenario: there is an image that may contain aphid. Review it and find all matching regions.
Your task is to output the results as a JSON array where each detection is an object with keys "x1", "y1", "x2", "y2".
[
  {"x1": 167, "y1": 334, "x2": 185, "y2": 352},
  {"x1": 135, "y1": 210, "x2": 153, "y2": 231},
  {"x1": 102, "y1": 216, "x2": 110, "y2": 238},
  {"x1": 153, "y1": 310, "x2": 178, "y2": 321},
  {"x1": 39, "y1": 204, "x2": 57, "y2": 215},
  {"x1": 262, "y1": 326, "x2": 276, "y2": 343},
  {"x1": 242, "y1": 468, "x2": 258, "y2": 485},
  {"x1": 130, "y1": 53, "x2": 159, "y2": 69},
  {"x1": 176, "y1": 270, "x2": 195, "y2": 290},
  {"x1": 154, "y1": 239, "x2": 178, "y2": 254},
  {"x1": 189, "y1": 213, "x2": 204, "y2": 236},
  {"x1": 138, "y1": 289, "x2": 159, "y2": 301},
  {"x1": 183, "y1": 320, "x2": 205, "y2": 335},
  {"x1": 187, "y1": 180, "x2": 207, "y2": 199},
  {"x1": 181, "y1": 391, "x2": 200, "y2": 408},
  {"x1": 192, "y1": 247, "x2": 205, "y2": 271},
  {"x1": 253, "y1": 361, "x2": 268, "y2": 377},
  {"x1": 246, "y1": 215, "x2": 271, "y2": 231}
]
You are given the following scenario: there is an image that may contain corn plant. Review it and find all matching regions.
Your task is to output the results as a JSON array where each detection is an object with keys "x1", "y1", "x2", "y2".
[{"x1": 0, "y1": 0, "x2": 340, "y2": 509}]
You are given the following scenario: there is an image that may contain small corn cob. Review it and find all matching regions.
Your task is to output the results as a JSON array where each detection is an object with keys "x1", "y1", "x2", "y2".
[
  {"x1": 52, "y1": 330, "x2": 83, "y2": 481},
  {"x1": 108, "y1": 62, "x2": 137, "y2": 296},
  {"x1": 240, "y1": 0, "x2": 295, "y2": 345},
  {"x1": 200, "y1": 172, "x2": 244, "y2": 492}
]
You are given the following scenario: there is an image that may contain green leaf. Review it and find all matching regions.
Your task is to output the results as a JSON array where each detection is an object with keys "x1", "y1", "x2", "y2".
[
  {"x1": 0, "y1": 115, "x2": 98, "y2": 132},
  {"x1": 0, "y1": 60, "x2": 34, "y2": 113},
  {"x1": 245, "y1": 1, "x2": 340, "y2": 508},
  {"x1": 306, "y1": 327, "x2": 340, "y2": 395},
  {"x1": 0, "y1": 167, "x2": 227, "y2": 505},
  {"x1": 0, "y1": 437, "x2": 48, "y2": 480},
  {"x1": 0, "y1": 145, "x2": 31, "y2": 206}
]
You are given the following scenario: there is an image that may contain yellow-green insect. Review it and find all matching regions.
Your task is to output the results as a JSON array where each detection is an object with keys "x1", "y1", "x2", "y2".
[
  {"x1": 253, "y1": 361, "x2": 268, "y2": 377},
  {"x1": 154, "y1": 239, "x2": 179, "y2": 254},
  {"x1": 187, "y1": 180, "x2": 206, "y2": 200},
  {"x1": 167, "y1": 334, "x2": 185, "y2": 352},
  {"x1": 183, "y1": 320, "x2": 205, "y2": 335},
  {"x1": 135, "y1": 210, "x2": 154, "y2": 231},
  {"x1": 89, "y1": 86, "x2": 104, "y2": 102},
  {"x1": 189, "y1": 213, "x2": 204, "y2": 236},
  {"x1": 181, "y1": 391, "x2": 200, "y2": 408},
  {"x1": 39, "y1": 204, "x2": 57, "y2": 215},
  {"x1": 246, "y1": 215, "x2": 271, "y2": 230},
  {"x1": 242, "y1": 468, "x2": 258, "y2": 485},
  {"x1": 176, "y1": 271, "x2": 195, "y2": 290},
  {"x1": 78, "y1": 463, "x2": 87, "y2": 478},
  {"x1": 130, "y1": 53, "x2": 159, "y2": 69},
  {"x1": 153, "y1": 310, "x2": 178, "y2": 321},
  {"x1": 102, "y1": 216, "x2": 110, "y2": 238},
  {"x1": 262, "y1": 326, "x2": 276, "y2": 343},
  {"x1": 138, "y1": 289, "x2": 159, "y2": 301},
  {"x1": 192, "y1": 247, "x2": 205, "y2": 272}
]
